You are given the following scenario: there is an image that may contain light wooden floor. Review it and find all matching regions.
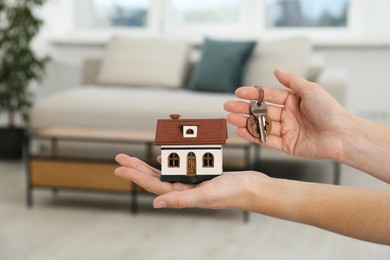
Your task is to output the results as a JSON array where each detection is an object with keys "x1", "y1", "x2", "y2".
[{"x1": 0, "y1": 161, "x2": 389, "y2": 260}]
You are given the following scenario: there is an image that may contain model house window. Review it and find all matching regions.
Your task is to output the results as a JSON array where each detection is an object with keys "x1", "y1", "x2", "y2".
[
  {"x1": 266, "y1": 0, "x2": 349, "y2": 28},
  {"x1": 170, "y1": 0, "x2": 240, "y2": 25},
  {"x1": 203, "y1": 153, "x2": 214, "y2": 167},
  {"x1": 168, "y1": 153, "x2": 180, "y2": 167},
  {"x1": 75, "y1": 0, "x2": 151, "y2": 28},
  {"x1": 183, "y1": 126, "x2": 198, "y2": 138}
]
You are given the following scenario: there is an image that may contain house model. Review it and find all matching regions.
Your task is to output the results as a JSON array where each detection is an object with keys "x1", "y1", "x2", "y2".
[{"x1": 155, "y1": 114, "x2": 228, "y2": 184}]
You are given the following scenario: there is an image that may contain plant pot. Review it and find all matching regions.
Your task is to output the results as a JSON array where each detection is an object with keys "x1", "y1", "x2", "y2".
[{"x1": 0, "y1": 128, "x2": 25, "y2": 160}]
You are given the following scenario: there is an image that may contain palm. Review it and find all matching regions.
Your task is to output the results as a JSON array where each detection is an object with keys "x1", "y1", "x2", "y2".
[
  {"x1": 115, "y1": 154, "x2": 265, "y2": 209},
  {"x1": 278, "y1": 87, "x2": 345, "y2": 159}
]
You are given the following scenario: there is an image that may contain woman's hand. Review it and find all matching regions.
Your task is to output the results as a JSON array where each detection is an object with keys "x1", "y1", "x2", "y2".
[
  {"x1": 115, "y1": 153, "x2": 270, "y2": 210},
  {"x1": 224, "y1": 68, "x2": 352, "y2": 160}
]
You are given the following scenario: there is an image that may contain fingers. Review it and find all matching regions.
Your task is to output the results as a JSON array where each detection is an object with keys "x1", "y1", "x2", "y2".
[
  {"x1": 236, "y1": 128, "x2": 283, "y2": 151},
  {"x1": 233, "y1": 69, "x2": 315, "y2": 105},
  {"x1": 115, "y1": 166, "x2": 171, "y2": 195},
  {"x1": 234, "y1": 86, "x2": 290, "y2": 105},
  {"x1": 274, "y1": 68, "x2": 316, "y2": 95},
  {"x1": 115, "y1": 164, "x2": 192, "y2": 195},
  {"x1": 153, "y1": 183, "x2": 220, "y2": 209},
  {"x1": 227, "y1": 113, "x2": 281, "y2": 136},
  {"x1": 153, "y1": 189, "x2": 204, "y2": 209},
  {"x1": 224, "y1": 100, "x2": 283, "y2": 121},
  {"x1": 115, "y1": 153, "x2": 159, "y2": 176},
  {"x1": 115, "y1": 154, "x2": 193, "y2": 195},
  {"x1": 115, "y1": 154, "x2": 168, "y2": 194}
]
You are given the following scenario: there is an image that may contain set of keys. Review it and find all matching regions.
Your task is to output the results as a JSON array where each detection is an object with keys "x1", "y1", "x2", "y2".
[{"x1": 246, "y1": 86, "x2": 272, "y2": 143}]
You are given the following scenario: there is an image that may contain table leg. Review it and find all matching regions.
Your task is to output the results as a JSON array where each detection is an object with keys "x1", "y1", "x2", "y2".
[
  {"x1": 245, "y1": 145, "x2": 251, "y2": 170},
  {"x1": 52, "y1": 188, "x2": 59, "y2": 197},
  {"x1": 254, "y1": 144, "x2": 261, "y2": 162},
  {"x1": 131, "y1": 182, "x2": 138, "y2": 214},
  {"x1": 24, "y1": 134, "x2": 33, "y2": 207},
  {"x1": 146, "y1": 142, "x2": 153, "y2": 164},
  {"x1": 243, "y1": 211, "x2": 250, "y2": 223},
  {"x1": 333, "y1": 161, "x2": 341, "y2": 185},
  {"x1": 51, "y1": 138, "x2": 58, "y2": 157}
]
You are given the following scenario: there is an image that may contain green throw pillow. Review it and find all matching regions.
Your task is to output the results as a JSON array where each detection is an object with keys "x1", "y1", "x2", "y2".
[{"x1": 187, "y1": 38, "x2": 256, "y2": 93}]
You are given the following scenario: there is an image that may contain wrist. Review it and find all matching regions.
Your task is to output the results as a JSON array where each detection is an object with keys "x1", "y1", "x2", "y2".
[
  {"x1": 246, "y1": 174, "x2": 307, "y2": 222},
  {"x1": 337, "y1": 115, "x2": 390, "y2": 182},
  {"x1": 330, "y1": 112, "x2": 361, "y2": 163},
  {"x1": 238, "y1": 171, "x2": 273, "y2": 211},
  {"x1": 337, "y1": 114, "x2": 369, "y2": 164}
]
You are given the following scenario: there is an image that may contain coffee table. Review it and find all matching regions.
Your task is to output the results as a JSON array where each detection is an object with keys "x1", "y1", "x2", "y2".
[{"x1": 26, "y1": 126, "x2": 257, "y2": 220}]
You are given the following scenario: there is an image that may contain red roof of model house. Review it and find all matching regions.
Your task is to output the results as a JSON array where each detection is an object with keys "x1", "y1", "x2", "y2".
[{"x1": 155, "y1": 114, "x2": 228, "y2": 145}]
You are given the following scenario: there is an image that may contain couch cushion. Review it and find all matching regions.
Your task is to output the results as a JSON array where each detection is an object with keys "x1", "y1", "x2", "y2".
[
  {"x1": 187, "y1": 38, "x2": 256, "y2": 93},
  {"x1": 31, "y1": 86, "x2": 236, "y2": 134},
  {"x1": 96, "y1": 37, "x2": 190, "y2": 88},
  {"x1": 243, "y1": 36, "x2": 311, "y2": 88}
]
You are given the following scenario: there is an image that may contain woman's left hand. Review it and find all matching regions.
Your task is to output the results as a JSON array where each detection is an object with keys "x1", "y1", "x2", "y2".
[{"x1": 115, "y1": 153, "x2": 268, "y2": 209}]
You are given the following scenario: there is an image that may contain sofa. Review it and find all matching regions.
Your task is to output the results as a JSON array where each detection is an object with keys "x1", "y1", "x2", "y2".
[{"x1": 30, "y1": 36, "x2": 347, "y2": 177}]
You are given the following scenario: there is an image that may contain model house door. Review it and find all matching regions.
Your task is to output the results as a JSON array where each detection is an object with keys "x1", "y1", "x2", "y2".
[{"x1": 187, "y1": 152, "x2": 196, "y2": 176}]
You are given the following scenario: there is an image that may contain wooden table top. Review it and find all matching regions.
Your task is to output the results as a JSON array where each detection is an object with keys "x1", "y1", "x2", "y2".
[{"x1": 33, "y1": 126, "x2": 251, "y2": 146}]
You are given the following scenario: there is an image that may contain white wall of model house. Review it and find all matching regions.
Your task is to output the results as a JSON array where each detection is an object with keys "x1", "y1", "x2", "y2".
[{"x1": 161, "y1": 145, "x2": 223, "y2": 176}]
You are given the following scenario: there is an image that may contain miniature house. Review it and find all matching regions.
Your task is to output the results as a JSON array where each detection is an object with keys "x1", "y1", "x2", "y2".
[{"x1": 155, "y1": 114, "x2": 228, "y2": 184}]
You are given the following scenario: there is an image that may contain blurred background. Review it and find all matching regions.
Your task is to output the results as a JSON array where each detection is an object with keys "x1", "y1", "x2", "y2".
[{"x1": 1, "y1": 0, "x2": 390, "y2": 259}]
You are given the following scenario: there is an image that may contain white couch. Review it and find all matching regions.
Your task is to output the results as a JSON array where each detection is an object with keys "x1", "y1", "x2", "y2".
[{"x1": 31, "y1": 36, "x2": 347, "y2": 177}]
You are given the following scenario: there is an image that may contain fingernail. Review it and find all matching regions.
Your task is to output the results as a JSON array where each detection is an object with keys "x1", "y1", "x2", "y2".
[
  {"x1": 154, "y1": 201, "x2": 167, "y2": 209},
  {"x1": 114, "y1": 168, "x2": 120, "y2": 176}
]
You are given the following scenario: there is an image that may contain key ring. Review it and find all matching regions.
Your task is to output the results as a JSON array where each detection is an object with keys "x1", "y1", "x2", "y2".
[{"x1": 255, "y1": 85, "x2": 264, "y2": 105}]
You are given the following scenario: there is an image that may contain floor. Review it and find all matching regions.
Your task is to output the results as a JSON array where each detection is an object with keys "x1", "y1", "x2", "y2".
[{"x1": 1, "y1": 160, "x2": 389, "y2": 260}]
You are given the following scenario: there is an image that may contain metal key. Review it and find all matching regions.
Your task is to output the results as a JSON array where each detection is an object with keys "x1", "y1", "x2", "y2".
[
  {"x1": 247, "y1": 114, "x2": 272, "y2": 138},
  {"x1": 251, "y1": 100, "x2": 268, "y2": 143}
]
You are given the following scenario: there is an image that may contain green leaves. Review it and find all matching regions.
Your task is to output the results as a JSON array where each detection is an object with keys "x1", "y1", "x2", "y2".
[{"x1": 0, "y1": 0, "x2": 50, "y2": 127}]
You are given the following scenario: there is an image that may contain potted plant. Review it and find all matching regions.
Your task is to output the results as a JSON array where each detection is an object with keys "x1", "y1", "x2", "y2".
[{"x1": 0, "y1": 0, "x2": 49, "y2": 159}]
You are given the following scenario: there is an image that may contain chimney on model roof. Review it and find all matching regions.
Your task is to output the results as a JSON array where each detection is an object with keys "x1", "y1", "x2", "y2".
[{"x1": 170, "y1": 114, "x2": 181, "y2": 120}]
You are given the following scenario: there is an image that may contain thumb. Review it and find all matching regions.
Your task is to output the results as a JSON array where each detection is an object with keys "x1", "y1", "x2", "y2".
[
  {"x1": 153, "y1": 189, "x2": 205, "y2": 209},
  {"x1": 274, "y1": 68, "x2": 314, "y2": 95}
]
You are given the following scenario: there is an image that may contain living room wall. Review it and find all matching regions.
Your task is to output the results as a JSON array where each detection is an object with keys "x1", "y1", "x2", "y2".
[
  {"x1": 31, "y1": 0, "x2": 390, "y2": 122},
  {"x1": 318, "y1": 45, "x2": 390, "y2": 124},
  {"x1": 1, "y1": 0, "x2": 389, "y2": 189}
]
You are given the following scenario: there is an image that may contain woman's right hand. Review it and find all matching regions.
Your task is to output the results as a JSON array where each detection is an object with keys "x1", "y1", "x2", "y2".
[{"x1": 224, "y1": 68, "x2": 354, "y2": 161}]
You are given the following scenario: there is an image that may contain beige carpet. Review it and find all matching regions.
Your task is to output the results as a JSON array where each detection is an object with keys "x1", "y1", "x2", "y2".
[{"x1": 0, "y1": 161, "x2": 389, "y2": 260}]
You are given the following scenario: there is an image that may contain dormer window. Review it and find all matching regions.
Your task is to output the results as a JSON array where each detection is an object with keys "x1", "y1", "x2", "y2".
[{"x1": 183, "y1": 126, "x2": 197, "y2": 138}]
